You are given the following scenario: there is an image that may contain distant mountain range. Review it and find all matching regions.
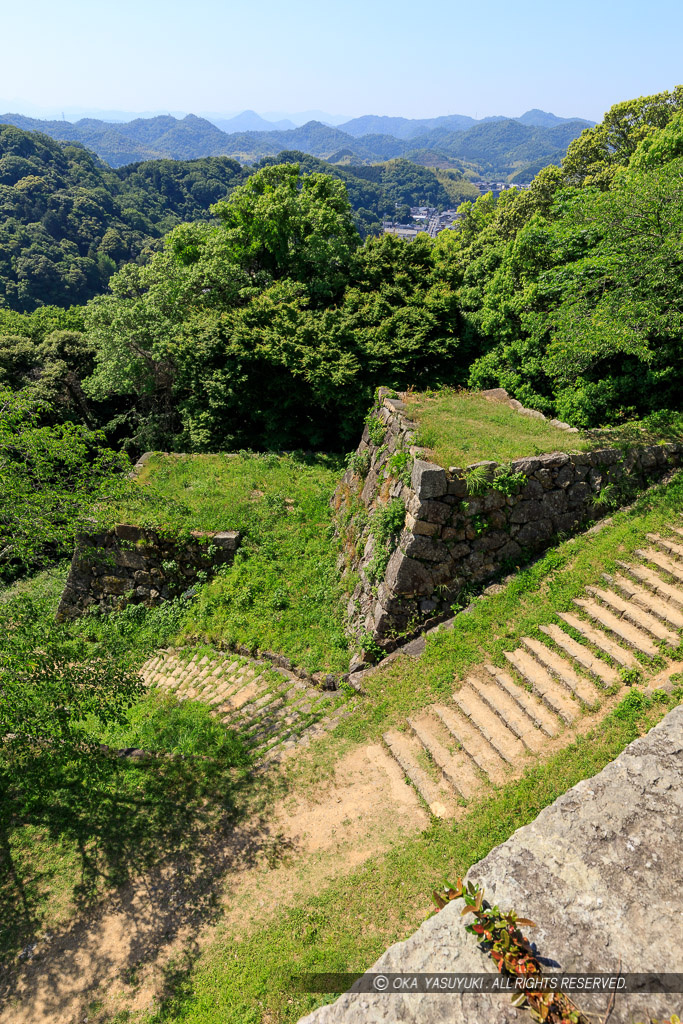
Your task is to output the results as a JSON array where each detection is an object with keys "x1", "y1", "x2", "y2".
[
  {"x1": 0, "y1": 109, "x2": 594, "y2": 180},
  {"x1": 334, "y1": 108, "x2": 591, "y2": 139},
  {"x1": 210, "y1": 110, "x2": 296, "y2": 133}
]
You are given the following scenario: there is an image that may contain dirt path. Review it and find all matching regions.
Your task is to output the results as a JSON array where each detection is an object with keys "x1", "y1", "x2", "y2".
[{"x1": 1, "y1": 744, "x2": 426, "y2": 1024}]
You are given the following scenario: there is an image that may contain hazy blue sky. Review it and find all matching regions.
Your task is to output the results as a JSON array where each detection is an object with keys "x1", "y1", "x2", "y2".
[{"x1": 2, "y1": 0, "x2": 682, "y2": 121}]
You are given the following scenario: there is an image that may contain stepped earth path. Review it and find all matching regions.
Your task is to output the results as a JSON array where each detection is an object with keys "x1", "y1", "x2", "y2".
[
  {"x1": 140, "y1": 650, "x2": 352, "y2": 760},
  {"x1": 140, "y1": 526, "x2": 683, "y2": 820},
  {"x1": 380, "y1": 526, "x2": 683, "y2": 816}
]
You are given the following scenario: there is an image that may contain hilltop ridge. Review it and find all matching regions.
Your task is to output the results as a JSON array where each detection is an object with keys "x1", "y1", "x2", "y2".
[{"x1": 0, "y1": 109, "x2": 592, "y2": 173}]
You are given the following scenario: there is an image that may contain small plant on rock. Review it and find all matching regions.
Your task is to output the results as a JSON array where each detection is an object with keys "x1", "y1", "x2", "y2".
[
  {"x1": 492, "y1": 464, "x2": 527, "y2": 496},
  {"x1": 365, "y1": 412, "x2": 386, "y2": 447},
  {"x1": 346, "y1": 448, "x2": 371, "y2": 477},
  {"x1": 388, "y1": 449, "x2": 413, "y2": 487},
  {"x1": 364, "y1": 498, "x2": 406, "y2": 584},
  {"x1": 619, "y1": 665, "x2": 644, "y2": 686},
  {"x1": 432, "y1": 879, "x2": 588, "y2": 1023}
]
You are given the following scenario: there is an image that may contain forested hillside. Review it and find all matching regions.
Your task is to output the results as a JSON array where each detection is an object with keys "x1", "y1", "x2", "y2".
[
  {"x1": 0, "y1": 127, "x2": 477, "y2": 311},
  {"x1": 1, "y1": 87, "x2": 682, "y2": 460},
  {"x1": 0, "y1": 125, "x2": 248, "y2": 310},
  {"x1": 0, "y1": 110, "x2": 589, "y2": 179}
]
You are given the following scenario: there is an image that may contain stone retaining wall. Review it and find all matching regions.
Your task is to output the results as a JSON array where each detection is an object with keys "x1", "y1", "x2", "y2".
[
  {"x1": 335, "y1": 389, "x2": 683, "y2": 659},
  {"x1": 56, "y1": 524, "x2": 240, "y2": 621}
]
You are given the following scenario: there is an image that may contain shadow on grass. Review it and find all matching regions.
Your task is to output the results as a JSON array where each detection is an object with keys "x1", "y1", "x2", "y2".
[{"x1": 0, "y1": 745, "x2": 286, "y2": 1021}]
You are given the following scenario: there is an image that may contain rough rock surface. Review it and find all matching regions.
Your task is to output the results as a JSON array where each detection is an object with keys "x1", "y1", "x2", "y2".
[
  {"x1": 299, "y1": 705, "x2": 683, "y2": 1024},
  {"x1": 56, "y1": 524, "x2": 240, "y2": 619}
]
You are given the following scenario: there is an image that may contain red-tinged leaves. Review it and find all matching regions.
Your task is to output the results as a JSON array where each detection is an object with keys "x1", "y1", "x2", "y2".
[
  {"x1": 437, "y1": 880, "x2": 587, "y2": 1022},
  {"x1": 432, "y1": 891, "x2": 446, "y2": 910}
]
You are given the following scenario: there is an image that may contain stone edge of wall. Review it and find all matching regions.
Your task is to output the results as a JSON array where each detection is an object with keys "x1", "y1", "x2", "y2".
[
  {"x1": 335, "y1": 388, "x2": 683, "y2": 663},
  {"x1": 127, "y1": 453, "x2": 347, "y2": 689},
  {"x1": 479, "y1": 386, "x2": 579, "y2": 433},
  {"x1": 56, "y1": 523, "x2": 241, "y2": 622}
]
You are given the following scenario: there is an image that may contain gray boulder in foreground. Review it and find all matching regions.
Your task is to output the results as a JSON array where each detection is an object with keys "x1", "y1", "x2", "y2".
[{"x1": 300, "y1": 705, "x2": 683, "y2": 1024}]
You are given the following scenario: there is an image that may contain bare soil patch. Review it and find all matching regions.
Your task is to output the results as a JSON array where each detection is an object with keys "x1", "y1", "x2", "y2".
[{"x1": 1, "y1": 744, "x2": 426, "y2": 1024}]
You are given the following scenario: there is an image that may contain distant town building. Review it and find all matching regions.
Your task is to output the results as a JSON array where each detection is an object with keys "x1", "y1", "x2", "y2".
[{"x1": 382, "y1": 183, "x2": 531, "y2": 242}]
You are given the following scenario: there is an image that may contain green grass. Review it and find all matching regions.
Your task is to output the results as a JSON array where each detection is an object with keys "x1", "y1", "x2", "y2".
[
  {"x1": 0, "y1": 691, "x2": 255, "y2": 964},
  {"x1": 0, "y1": 562, "x2": 69, "y2": 605},
  {"x1": 406, "y1": 389, "x2": 591, "y2": 468},
  {"x1": 92, "y1": 691, "x2": 254, "y2": 762},
  {"x1": 103, "y1": 452, "x2": 351, "y2": 674},
  {"x1": 325, "y1": 470, "x2": 683, "y2": 742},
  {"x1": 141, "y1": 692, "x2": 679, "y2": 1024}
]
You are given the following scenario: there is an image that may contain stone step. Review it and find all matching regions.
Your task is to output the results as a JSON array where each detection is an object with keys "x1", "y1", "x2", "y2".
[
  {"x1": 432, "y1": 703, "x2": 508, "y2": 784},
  {"x1": 382, "y1": 729, "x2": 456, "y2": 817},
  {"x1": 141, "y1": 656, "x2": 161, "y2": 679},
  {"x1": 407, "y1": 713, "x2": 481, "y2": 800},
  {"x1": 636, "y1": 547, "x2": 683, "y2": 585},
  {"x1": 605, "y1": 574, "x2": 683, "y2": 629},
  {"x1": 207, "y1": 684, "x2": 236, "y2": 707},
  {"x1": 453, "y1": 685, "x2": 528, "y2": 763},
  {"x1": 621, "y1": 560, "x2": 683, "y2": 608},
  {"x1": 482, "y1": 665, "x2": 559, "y2": 737},
  {"x1": 646, "y1": 532, "x2": 683, "y2": 562},
  {"x1": 538, "y1": 624, "x2": 619, "y2": 686},
  {"x1": 586, "y1": 586, "x2": 680, "y2": 646},
  {"x1": 241, "y1": 703, "x2": 290, "y2": 739},
  {"x1": 238, "y1": 694, "x2": 288, "y2": 731},
  {"x1": 573, "y1": 599, "x2": 659, "y2": 657},
  {"x1": 558, "y1": 611, "x2": 638, "y2": 668},
  {"x1": 520, "y1": 637, "x2": 601, "y2": 706},
  {"x1": 504, "y1": 649, "x2": 578, "y2": 725},
  {"x1": 467, "y1": 671, "x2": 546, "y2": 751},
  {"x1": 217, "y1": 679, "x2": 263, "y2": 713}
]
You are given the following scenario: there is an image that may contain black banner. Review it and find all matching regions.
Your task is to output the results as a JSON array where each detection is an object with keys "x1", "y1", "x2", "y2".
[{"x1": 292, "y1": 972, "x2": 683, "y2": 995}]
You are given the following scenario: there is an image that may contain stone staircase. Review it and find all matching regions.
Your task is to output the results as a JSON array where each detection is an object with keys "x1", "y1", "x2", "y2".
[
  {"x1": 140, "y1": 649, "x2": 352, "y2": 761},
  {"x1": 382, "y1": 529, "x2": 683, "y2": 817}
]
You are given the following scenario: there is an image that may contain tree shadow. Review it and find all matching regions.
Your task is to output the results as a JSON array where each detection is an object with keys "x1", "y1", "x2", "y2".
[{"x1": 0, "y1": 750, "x2": 288, "y2": 1021}]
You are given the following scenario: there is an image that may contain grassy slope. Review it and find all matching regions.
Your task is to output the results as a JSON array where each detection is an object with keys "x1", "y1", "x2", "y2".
[
  {"x1": 4, "y1": 473, "x2": 683, "y2": 1021},
  {"x1": 121, "y1": 452, "x2": 351, "y2": 673},
  {"x1": 405, "y1": 389, "x2": 590, "y2": 468},
  {"x1": 138, "y1": 473, "x2": 683, "y2": 1023}
]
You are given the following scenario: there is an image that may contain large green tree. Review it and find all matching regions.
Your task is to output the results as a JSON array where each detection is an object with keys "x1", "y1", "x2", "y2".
[{"x1": 83, "y1": 165, "x2": 466, "y2": 451}]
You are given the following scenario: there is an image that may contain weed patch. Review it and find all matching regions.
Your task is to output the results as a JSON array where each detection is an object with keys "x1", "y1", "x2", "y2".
[
  {"x1": 407, "y1": 389, "x2": 591, "y2": 468},
  {"x1": 105, "y1": 452, "x2": 350, "y2": 673}
]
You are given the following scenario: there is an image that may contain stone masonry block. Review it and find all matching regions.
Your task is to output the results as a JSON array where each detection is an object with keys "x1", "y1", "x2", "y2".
[
  {"x1": 516, "y1": 518, "x2": 553, "y2": 546},
  {"x1": 539, "y1": 489, "x2": 568, "y2": 515},
  {"x1": 510, "y1": 500, "x2": 544, "y2": 524},
  {"x1": 407, "y1": 497, "x2": 452, "y2": 525},
  {"x1": 555, "y1": 464, "x2": 575, "y2": 488},
  {"x1": 568, "y1": 481, "x2": 592, "y2": 505},
  {"x1": 404, "y1": 513, "x2": 440, "y2": 537},
  {"x1": 114, "y1": 524, "x2": 147, "y2": 543},
  {"x1": 402, "y1": 533, "x2": 449, "y2": 562},
  {"x1": 411, "y1": 459, "x2": 448, "y2": 499},
  {"x1": 212, "y1": 530, "x2": 241, "y2": 551},
  {"x1": 384, "y1": 549, "x2": 433, "y2": 596}
]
